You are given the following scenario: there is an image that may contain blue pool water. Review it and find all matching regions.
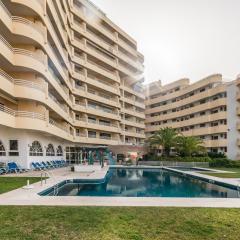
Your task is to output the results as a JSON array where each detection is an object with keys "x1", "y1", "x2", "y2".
[{"x1": 40, "y1": 168, "x2": 240, "y2": 198}]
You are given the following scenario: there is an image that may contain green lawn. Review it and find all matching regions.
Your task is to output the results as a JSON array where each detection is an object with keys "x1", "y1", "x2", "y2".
[
  {"x1": 203, "y1": 168, "x2": 240, "y2": 178},
  {"x1": 0, "y1": 177, "x2": 43, "y2": 194},
  {"x1": 0, "y1": 207, "x2": 239, "y2": 240}
]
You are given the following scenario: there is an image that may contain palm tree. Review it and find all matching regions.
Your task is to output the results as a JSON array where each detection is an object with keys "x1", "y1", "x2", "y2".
[
  {"x1": 148, "y1": 127, "x2": 179, "y2": 157},
  {"x1": 176, "y1": 136, "x2": 206, "y2": 157}
]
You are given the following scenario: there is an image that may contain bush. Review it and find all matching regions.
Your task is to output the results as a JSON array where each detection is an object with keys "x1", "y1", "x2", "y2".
[
  {"x1": 209, "y1": 158, "x2": 240, "y2": 168},
  {"x1": 208, "y1": 152, "x2": 226, "y2": 159},
  {"x1": 142, "y1": 153, "x2": 240, "y2": 167},
  {"x1": 142, "y1": 154, "x2": 211, "y2": 162}
]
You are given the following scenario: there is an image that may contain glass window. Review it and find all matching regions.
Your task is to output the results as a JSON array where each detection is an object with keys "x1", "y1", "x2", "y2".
[
  {"x1": 9, "y1": 140, "x2": 19, "y2": 156},
  {"x1": 29, "y1": 141, "x2": 43, "y2": 156},
  {"x1": 0, "y1": 141, "x2": 6, "y2": 156},
  {"x1": 56, "y1": 146, "x2": 63, "y2": 156},
  {"x1": 46, "y1": 144, "x2": 55, "y2": 156}
]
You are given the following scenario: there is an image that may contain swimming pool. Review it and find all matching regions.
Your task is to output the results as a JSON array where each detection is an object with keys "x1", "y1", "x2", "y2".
[{"x1": 39, "y1": 168, "x2": 240, "y2": 198}]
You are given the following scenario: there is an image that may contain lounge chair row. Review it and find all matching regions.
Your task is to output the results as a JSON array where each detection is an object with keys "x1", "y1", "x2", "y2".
[
  {"x1": 31, "y1": 160, "x2": 67, "y2": 170},
  {"x1": 0, "y1": 162, "x2": 28, "y2": 174}
]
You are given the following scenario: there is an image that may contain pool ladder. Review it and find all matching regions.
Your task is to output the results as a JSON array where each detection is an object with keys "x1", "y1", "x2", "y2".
[
  {"x1": 53, "y1": 184, "x2": 59, "y2": 196},
  {"x1": 238, "y1": 182, "x2": 240, "y2": 198},
  {"x1": 40, "y1": 170, "x2": 55, "y2": 186}
]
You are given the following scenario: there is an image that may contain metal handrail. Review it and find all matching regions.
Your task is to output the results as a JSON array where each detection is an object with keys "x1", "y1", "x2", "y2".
[{"x1": 40, "y1": 170, "x2": 55, "y2": 186}]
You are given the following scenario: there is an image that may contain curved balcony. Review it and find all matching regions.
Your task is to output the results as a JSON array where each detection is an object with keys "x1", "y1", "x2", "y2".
[
  {"x1": 72, "y1": 53, "x2": 119, "y2": 83},
  {"x1": 122, "y1": 119, "x2": 145, "y2": 129},
  {"x1": 12, "y1": 16, "x2": 46, "y2": 46},
  {"x1": 183, "y1": 125, "x2": 228, "y2": 137},
  {"x1": 0, "y1": 4, "x2": 71, "y2": 91},
  {"x1": 10, "y1": 0, "x2": 45, "y2": 21},
  {"x1": 121, "y1": 96, "x2": 145, "y2": 109},
  {"x1": 69, "y1": 2, "x2": 138, "y2": 59},
  {"x1": 121, "y1": 85, "x2": 145, "y2": 100},
  {"x1": 0, "y1": 34, "x2": 47, "y2": 73},
  {"x1": 71, "y1": 21, "x2": 143, "y2": 73},
  {"x1": 73, "y1": 69, "x2": 120, "y2": 95},
  {"x1": 146, "y1": 75, "x2": 223, "y2": 105},
  {"x1": 74, "y1": 118, "x2": 120, "y2": 133},
  {"x1": 0, "y1": 69, "x2": 73, "y2": 124},
  {"x1": 145, "y1": 112, "x2": 227, "y2": 133},
  {"x1": 123, "y1": 130, "x2": 145, "y2": 139},
  {"x1": 76, "y1": 135, "x2": 119, "y2": 145},
  {"x1": 122, "y1": 108, "x2": 145, "y2": 119},
  {"x1": 74, "y1": 102, "x2": 120, "y2": 121},
  {"x1": 73, "y1": 86, "x2": 120, "y2": 108},
  {"x1": 0, "y1": 105, "x2": 74, "y2": 142},
  {"x1": 146, "y1": 98, "x2": 227, "y2": 123},
  {"x1": 146, "y1": 86, "x2": 226, "y2": 112},
  {"x1": 203, "y1": 139, "x2": 227, "y2": 148}
]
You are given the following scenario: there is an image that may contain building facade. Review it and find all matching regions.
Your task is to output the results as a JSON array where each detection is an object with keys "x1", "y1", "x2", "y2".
[
  {"x1": 0, "y1": 0, "x2": 145, "y2": 167},
  {"x1": 145, "y1": 74, "x2": 239, "y2": 160}
]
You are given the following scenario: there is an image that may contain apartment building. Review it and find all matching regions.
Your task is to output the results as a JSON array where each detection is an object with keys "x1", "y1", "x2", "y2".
[
  {"x1": 145, "y1": 74, "x2": 239, "y2": 160},
  {"x1": 0, "y1": 0, "x2": 145, "y2": 167}
]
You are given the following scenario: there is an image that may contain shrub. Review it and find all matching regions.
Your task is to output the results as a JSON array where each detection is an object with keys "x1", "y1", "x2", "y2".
[
  {"x1": 141, "y1": 154, "x2": 211, "y2": 162},
  {"x1": 142, "y1": 153, "x2": 240, "y2": 167},
  {"x1": 209, "y1": 158, "x2": 240, "y2": 168},
  {"x1": 208, "y1": 152, "x2": 226, "y2": 159}
]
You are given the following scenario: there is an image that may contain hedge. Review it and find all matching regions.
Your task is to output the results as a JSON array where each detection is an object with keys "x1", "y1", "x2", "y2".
[
  {"x1": 142, "y1": 154, "x2": 240, "y2": 167},
  {"x1": 142, "y1": 155, "x2": 211, "y2": 162}
]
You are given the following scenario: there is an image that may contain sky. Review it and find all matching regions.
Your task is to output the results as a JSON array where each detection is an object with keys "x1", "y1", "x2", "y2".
[{"x1": 90, "y1": 0, "x2": 240, "y2": 84}]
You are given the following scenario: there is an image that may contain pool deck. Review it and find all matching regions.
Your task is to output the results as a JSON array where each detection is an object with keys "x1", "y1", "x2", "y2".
[{"x1": 0, "y1": 165, "x2": 240, "y2": 208}]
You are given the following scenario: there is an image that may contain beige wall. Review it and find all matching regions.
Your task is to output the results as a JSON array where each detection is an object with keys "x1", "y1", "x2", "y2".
[
  {"x1": 145, "y1": 75, "x2": 232, "y2": 155},
  {"x1": 0, "y1": 0, "x2": 145, "y2": 150}
]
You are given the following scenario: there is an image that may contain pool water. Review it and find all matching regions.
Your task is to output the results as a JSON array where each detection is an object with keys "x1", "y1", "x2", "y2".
[{"x1": 41, "y1": 168, "x2": 240, "y2": 198}]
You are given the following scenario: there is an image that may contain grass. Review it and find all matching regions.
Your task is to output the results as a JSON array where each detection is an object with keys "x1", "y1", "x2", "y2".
[
  {"x1": 0, "y1": 207, "x2": 240, "y2": 240},
  {"x1": 203, "y1": 168, "x2": 240, "y2": 178},
  {"x1": 0, "y1": 177, "x2": 43, "y2": 194}
]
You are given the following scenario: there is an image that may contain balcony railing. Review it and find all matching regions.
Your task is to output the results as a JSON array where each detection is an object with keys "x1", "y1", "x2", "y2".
[
  {"x1": 0, "y1": 104, "x2": 46, "y2": 121},
  {"x1": 14, "y1": 79, "x2": 45, "y2": 92},
  {"x1": 49, "y1": 93, "x2": 68, "y2": 113},
  {"x1": 16, "y1": 111, "x2": 46, "y2": 121},
  {"x1": 0, "y1": 34, "x2": 46, "y2": 65},
  {"x1": 87, "y1": 74, "x2": 117, "y2": 90},
  {"x1": 0, "y1": 105, "x2": 16, "y2": 116},
  {"x1": 12, "y1": 16, "x2": 44, "y2": 36},
  {"x1": 86, "y1": 28, "x2": 114, "y2": 52},
  {"x1": 100, "y1": 135, "x2": 112, "y2": 140},
  {"x1": 49, "y1": 118, "x2": 69, "y2": 133},
  {"x1": 87, "y1": 59, "x2": 115, "y2": 75},
  {"x1": 48, "y1": 67, "x2": 69, "y2": 95}
]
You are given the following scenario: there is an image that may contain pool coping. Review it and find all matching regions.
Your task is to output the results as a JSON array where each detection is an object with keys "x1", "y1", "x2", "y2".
[{"x1": 0, "y1": 165, "x2": 240, "y2": 207}]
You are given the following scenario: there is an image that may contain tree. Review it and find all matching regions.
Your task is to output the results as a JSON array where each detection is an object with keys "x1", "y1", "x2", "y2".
[
  {"x1": 176, "y1": 136, "x2": 206, "y2": 157},
  {"x1": 148, "y1": 127, "x2": 179, "y2": 157}
]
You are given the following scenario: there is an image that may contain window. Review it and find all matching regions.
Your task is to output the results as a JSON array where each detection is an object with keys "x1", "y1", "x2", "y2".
[
  {"x1": 88, "y1": 117, "x2": 96, "y2": 123},
  {"x1": 46, "y1": 144, "x2": 55, "y2": 156},
  {"x1": 0, "y1": 141, "x2": 6, "y2": 156},
  {"x1": 100, "y1": 133, "x2": 111, "y2": 139},
  {"x1": 9, "y1": 140, "x2": 19, "y2": 156},
  {"x1": 88, "y1": 131, "x2": 96, "y2": 138},
  {"x1": 75, "y1": 114, "x2": 80, "y2": 120},
  {"x1": 29, "y1": 141, "x2": 43, "y2": 156},
  {"x1": 56, "y1": 146, "x2": 63, "y2": 156},
  {"x1": 99, "y1": 120, "x2": 111, "y2": 126}
]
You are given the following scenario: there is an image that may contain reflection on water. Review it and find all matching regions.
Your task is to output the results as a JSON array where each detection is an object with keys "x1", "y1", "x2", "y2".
[{"x1": 55, "y1": 169, "x2": 239, "y2": 198}]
